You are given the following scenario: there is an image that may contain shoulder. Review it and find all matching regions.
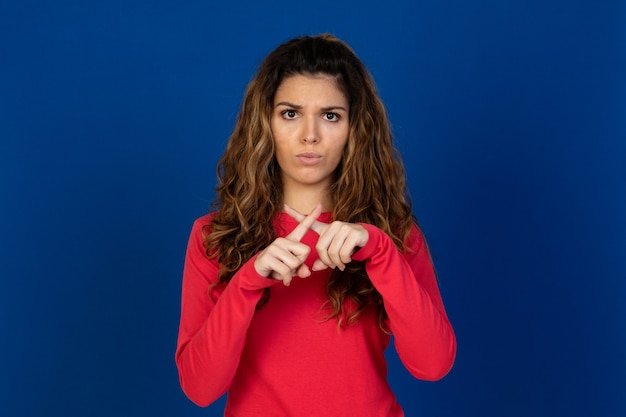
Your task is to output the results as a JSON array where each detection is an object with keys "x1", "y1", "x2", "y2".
[
  {"x1": 404, "y1": 222, "x2": 428, "y2": 256},
  {"x1": 186, "y1": 212, "x2": 219, "y2": 255},
  {"x1": 191, "y1": 212, "x2": 218, "y2": 232}
]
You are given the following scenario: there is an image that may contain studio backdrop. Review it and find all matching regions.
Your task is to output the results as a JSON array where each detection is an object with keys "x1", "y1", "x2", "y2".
[{"x1": 1, "y1": 1, "x2": 624, "y2": 416}]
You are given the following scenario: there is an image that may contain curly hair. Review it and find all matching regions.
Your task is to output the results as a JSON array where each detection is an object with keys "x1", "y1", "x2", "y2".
[{"x1": 205, "y1": 34, "x2": 414, "y2": 330}]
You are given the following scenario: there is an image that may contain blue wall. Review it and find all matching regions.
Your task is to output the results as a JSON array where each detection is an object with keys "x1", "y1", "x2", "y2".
[{"x1": 1, "y1": 1, "x2": 624, "y2": 416}]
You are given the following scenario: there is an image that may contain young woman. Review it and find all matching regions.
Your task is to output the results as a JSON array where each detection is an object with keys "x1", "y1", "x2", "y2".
[{"x1": 175, "y1": 34, "x2": 456, "y2": 416}]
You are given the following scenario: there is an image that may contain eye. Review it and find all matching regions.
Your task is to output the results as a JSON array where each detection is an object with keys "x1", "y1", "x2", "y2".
[
  {"x1": 281, "y1": 109, "x2": 298, "y2": 119},
  {"x1": 323, "y1": 112, "x2": 340, "y2": 122}
]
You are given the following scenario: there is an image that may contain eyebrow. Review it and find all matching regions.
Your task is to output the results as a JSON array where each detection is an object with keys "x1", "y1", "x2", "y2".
[{"x1": 275, "y1": 101, "x2": 348, "y2": 112}]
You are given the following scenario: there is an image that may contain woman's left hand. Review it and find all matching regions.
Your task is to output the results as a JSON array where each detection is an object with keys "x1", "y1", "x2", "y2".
[{"x1": 284, "y1": 204, "x2": 369, "y2": 272}]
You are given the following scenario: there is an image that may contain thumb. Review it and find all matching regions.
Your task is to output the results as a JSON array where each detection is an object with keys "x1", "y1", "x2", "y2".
[
  {"x1": 312, "y1": 259, "x2": 330, "y2": 272},
  {"x1": 295, "y1": 264, "x2": 311, "y2": 278}
]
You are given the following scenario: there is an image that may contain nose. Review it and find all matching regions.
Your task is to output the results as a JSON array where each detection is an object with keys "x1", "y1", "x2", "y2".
[{"x1": 300, "y1": 116, "x2": 319, "y2": 144}]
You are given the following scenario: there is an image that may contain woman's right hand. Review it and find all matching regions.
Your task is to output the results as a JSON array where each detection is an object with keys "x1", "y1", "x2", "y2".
[{"x1": 254, "y1": 203, "x2": 322, "y2": 286}]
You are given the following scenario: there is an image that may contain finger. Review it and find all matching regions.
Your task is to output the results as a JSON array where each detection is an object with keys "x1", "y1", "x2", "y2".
[
  {"x1": 276, "y1": 238, "x2": 312, "y2": 264},
  {"x1": 338, "y1": 234, "x2": 362, "y2": 264},
  {"x1": 264, "y1": 254, "x2": 298, "y2": 278},
  {"x1": 315, "y1": 221, "x2": 343, "y2": 270},
  {"x1": 281, "y1": 241, "x2": 312, "y2": 277},
  {"x1": 255, "y1": 240, "x2": 311, "y2": 279},
  {"x1": 286, "y1": 202, "x2": 323, "y2": 242},
  {"x1": 321, "y1": 223, "x2": 369, "y2": 270},
  {"x1": 283, "y1": 203, "x2": 305, "y2": 221},
  {"x1": 330, "y1": 225, "x2": 356, "y2": 269},
  {"x1": 312, "y1": 259, "x2": 329, "y2": 272},
  {"x1": 270, "y1": 263, "x2": 310, "y2": 286},
  {"x1": 284, "y1": 203, "x2": 327, "y2": 235},
  {"x1": 267, "y1": 253, "x2": 301, "y2": 286},
  {"x1": 314, "y1": 240, "x2": 335, "y2": 271},
  {"x1": 295, "y1": 263, "x2": 311, "y2": 278},
  {"x1": 267, "y1": 261, "x2": 294, "y2": 286},
  {"x1": 271, "y1": 271, "x2": 293, "y2": 286}
]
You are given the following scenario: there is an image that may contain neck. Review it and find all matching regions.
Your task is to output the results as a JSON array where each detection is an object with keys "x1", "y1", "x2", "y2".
[{"x1": 282, "y1": 183, "x2": 332, "y2": 213}]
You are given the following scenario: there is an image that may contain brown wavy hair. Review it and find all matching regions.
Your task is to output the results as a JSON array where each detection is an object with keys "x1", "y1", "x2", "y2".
[{"x1": 204, "y1": 34, "x2": 414, "y2": 330}]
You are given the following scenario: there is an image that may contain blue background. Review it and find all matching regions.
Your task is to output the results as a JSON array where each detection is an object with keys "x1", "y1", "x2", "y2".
[{"x1": 1, "y1": 1, "x2": 624, "y2": 416}]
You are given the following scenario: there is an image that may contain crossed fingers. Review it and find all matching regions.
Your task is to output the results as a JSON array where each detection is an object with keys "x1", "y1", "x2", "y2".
[
  {"x1": 253, "y1": 203, "x2": 322, "y2": 286},
  {"x1": 284, "y1": 204, "x2": 369, "y2": 272},
  {"x1": 285, "y1": 202, "x2": 323, "y2": 241}
]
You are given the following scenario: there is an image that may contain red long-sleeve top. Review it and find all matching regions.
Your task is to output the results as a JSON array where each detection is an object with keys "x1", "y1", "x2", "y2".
[{"x1": 175, "y1": 212, "x2": 456, "y2": 416}]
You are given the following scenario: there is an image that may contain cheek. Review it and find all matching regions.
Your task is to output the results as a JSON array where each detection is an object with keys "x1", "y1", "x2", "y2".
[
  {"x1": 335, "y1": 130, "x2": 349, "y2": 155},
  {"x1": 270, "y1": 125, "x2": 283, "y2": 151},
  {"x1": 271, "y1": 135, "x2": 290, "y2": 168},
  {"x1": 270, "y1": 123, "x2": 292, "y2": 148},
  {"x1": 329, "y1": 139, "x2": 349, "y2": 166}
]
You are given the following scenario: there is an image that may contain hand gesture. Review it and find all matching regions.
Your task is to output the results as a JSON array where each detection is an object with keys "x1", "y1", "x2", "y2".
[
  {"x1": 254, "y1": 203, "x2": 322, "y2": 286},
  {"x1": 284, "y1": 204, "x2": 369, "y2": 272}
]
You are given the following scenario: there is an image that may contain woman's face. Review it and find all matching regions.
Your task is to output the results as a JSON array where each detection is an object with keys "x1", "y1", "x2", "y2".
[{"x1": 270, "y1": 73, "x2": 350, "y2": 196}]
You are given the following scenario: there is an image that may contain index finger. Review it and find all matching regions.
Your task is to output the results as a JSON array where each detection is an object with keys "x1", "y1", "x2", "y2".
[
  {"x1": 286, "y1": 202, "x2": 323, "y2": 242},
  {"x1": 284, "y1": 203, "x2": 327, "y2": 235}
]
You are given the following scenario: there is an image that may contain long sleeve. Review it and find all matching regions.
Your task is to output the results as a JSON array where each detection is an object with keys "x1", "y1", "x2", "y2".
[
  {"x1": 174, "y1": 217, "x2": 277, "y2": 407},
  {"x1": 352, "y1": 223, "x2": 457, "y2": 380}
]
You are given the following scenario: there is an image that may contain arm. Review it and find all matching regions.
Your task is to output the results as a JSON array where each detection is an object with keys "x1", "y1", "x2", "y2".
[
  {"x1": 283, "y1": 204, "x2": 455, "y2": 379},
  {"x1": 175, "y1": 209, "x2": 320, "y2": 406},
  {"x1": 352, "y1": 223, "x2": 456, "y2": 381},
  {"x1": 174, "y1": 217, "x2": 275, "y2": 407}
]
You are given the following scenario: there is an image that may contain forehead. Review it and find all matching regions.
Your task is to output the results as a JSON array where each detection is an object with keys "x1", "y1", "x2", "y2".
[{"x1": 274, "y1": 73, "x2": 348, "y2": 105}]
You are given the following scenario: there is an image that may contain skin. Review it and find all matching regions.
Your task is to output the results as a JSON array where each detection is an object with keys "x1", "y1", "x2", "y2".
[
  {"x1": 284, "y1": 204, "x2": 369, "y2": 273},
  {"x1": 270, "y1": 73, "x2": 349, "y2": 213},
  {"x1": 254, "y1": 73, "x2": 370, "y2": 285}
]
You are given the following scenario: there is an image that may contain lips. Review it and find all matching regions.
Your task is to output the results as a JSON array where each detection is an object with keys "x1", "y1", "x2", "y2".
[{"x1": 296, "y1": 152, "x2": 322, "y2": 165}]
